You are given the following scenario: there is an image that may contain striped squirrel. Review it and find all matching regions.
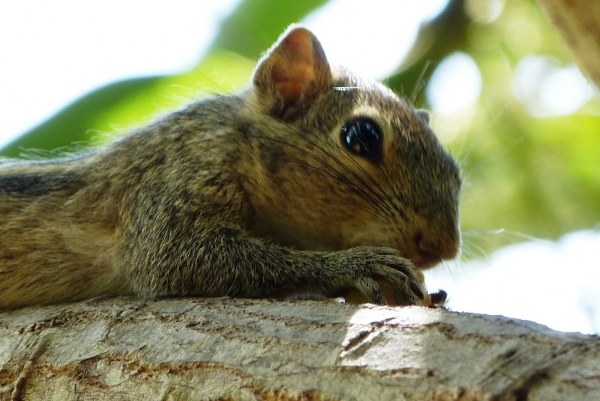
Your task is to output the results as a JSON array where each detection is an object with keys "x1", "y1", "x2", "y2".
[{"x1": 0, "y1": 25, "x2": 460, "y2": 309}]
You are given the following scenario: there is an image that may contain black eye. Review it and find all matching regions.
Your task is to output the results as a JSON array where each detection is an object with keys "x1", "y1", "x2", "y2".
[{"x1": 341, "y1": 117, "x2": 382, "y2": 163}]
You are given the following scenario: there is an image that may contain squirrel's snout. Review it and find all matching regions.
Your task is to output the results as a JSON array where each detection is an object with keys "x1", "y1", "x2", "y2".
[
  {"x1": 410, "y1": 231, "x2": 460, "y2": 269},
  {"x1": 410, "y1": 250, "x2": 442, "y2": 270}
]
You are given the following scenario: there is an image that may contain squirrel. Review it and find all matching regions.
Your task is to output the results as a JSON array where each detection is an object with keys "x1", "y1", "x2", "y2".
[{"x1": 0, "y1": 25, "x2": 461, "y2": 310}]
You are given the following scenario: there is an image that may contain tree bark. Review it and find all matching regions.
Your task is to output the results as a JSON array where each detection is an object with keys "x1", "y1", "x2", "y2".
[
  {"x1": 537, "y1": 0, "x2": 600, "y2": 88},
  {"x1": 1, "y1": 297, "x2": 599, "y2": 401}
]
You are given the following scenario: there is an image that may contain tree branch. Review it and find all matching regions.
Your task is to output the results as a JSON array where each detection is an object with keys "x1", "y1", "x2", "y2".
[
  {"x1": 0, "y1": 297, "x2": 598, "y2": 400},
  {"x1": 538, "y1": 0, "x2": 600, "y2": 88}
]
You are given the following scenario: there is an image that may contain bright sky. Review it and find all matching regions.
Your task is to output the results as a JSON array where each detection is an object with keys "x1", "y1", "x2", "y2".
[
  {"x1": 425, "y1": 230, "x2": 600, "y2": 334},
  {"x1": 0, "y1": 0, "x2": 447, "y2": 147},
  {"x1": 0, "y1": 1, "x2": 598, "y2": 334}
]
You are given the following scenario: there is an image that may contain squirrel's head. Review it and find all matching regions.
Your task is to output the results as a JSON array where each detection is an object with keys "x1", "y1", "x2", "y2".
[{"x1": 243, "y1": 25, "x2": 461, "y2": 270}]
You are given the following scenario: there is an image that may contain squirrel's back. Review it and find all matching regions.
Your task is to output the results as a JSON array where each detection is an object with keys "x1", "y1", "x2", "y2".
[{"x1": 0, "y1": 95, "x2": 249, "y2": 308}]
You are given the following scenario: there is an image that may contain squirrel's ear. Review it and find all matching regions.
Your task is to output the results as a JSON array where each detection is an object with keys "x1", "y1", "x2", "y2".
[{"x1": 252, "y1": 25, "x2": 333, "y2": 117}]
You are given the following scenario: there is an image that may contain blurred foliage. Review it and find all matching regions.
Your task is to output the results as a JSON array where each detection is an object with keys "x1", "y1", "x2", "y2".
[
  {"x1": 0, "y1": 0, "x2": 328, "y2": 156},
  {"x1": 430, "y1": 0, "x2": 598, "y2": 251},
  {"x1": 386, "y1": 0, "x2": 600, "y2": 252},
  {"x1": 1, "y1": 0, "x2": 599, "y2": 255}
]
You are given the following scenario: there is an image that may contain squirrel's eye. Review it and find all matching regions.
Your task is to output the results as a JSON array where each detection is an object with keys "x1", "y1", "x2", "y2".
[{"x1": 341, "y1": 117, "x2": 382, "y2": 163}]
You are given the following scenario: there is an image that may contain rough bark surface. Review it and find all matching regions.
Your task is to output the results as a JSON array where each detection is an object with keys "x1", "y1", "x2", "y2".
[
  {"x1": 0, "y1": 297, "x2": 599, "y2": 401},
  {"x1": 537, "y1": 0, "x2": 600, "y2": 87}
]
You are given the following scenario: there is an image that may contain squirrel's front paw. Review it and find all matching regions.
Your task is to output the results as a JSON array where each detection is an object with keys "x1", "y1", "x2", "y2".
[{"x1": 325, "y1": 247, "x2": 426, "y2": 306}]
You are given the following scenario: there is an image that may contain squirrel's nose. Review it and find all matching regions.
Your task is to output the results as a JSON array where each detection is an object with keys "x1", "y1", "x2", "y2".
[
  {"x1": 410, "y1": 249, "x2": 441, "y2": 269},
  {"x1": 410, "y1": 231, "x2": 460, "y2": 269}
]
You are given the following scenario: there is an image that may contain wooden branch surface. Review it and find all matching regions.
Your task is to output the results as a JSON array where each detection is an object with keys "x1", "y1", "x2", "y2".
[
  {"x1": 538, "y1": 0, "x2": 600, "y2": 87},
  {"x1": 0, "y1": 297, "x2": 598, "y2": 400}
]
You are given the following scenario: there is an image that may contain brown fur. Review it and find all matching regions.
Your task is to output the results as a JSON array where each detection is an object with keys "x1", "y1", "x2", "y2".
[{"x1": 0, "y1": 25, "x2": 461, "y2": 309}]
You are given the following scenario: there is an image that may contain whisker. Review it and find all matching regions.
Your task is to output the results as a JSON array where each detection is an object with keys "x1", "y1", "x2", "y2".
[
  {"x1": 333, "y1": 87, "x2": 361, "y2": 92},
  {"x1": 288, "y1": 160, "x2": 389, "y2": 218},
  {"x1": 462, "y1": 228, "x2": 551, "y2": 244},
  {"x1": 496, "y1": 230, "x2": 549, "y2": 243},
  {"x1": 436, "y1": 259, "x2": 458, "y2": 278},
  {"x1": 461, "y1": 228, "x2": 506, "y2": 237},
  {"x1": 376, "y1": 161, "x2": 409, "y2": 220},
  {"x1": 238, "y1": 85, "x2": 411, "y2": 224},
  {"x1": 243, "y1": 132, "x2": 393, "y2": 220},
  {"x1": 410, "y1": 60, "x2": 431, "y2": 104},
  {"x1": 317, "y1": 197, "x2": 381, "y2": 219},
  {"x1": 321, "y1": 134, "x2": 398, "y2": 218},
  {"x1": 460, "y1": 241, "x2": 490, "y2": 261},
  {"x1": 256, "y1": 121, "x2": 397, "y2": 219}
]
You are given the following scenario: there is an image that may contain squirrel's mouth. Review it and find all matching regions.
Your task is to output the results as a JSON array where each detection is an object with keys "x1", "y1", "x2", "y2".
[
  {"x1": 409, "y1": 251, "x2": 443, "y2": 270},
  {"x1": 408, "y1": 231, "x2": 458, "y2": 269}
]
